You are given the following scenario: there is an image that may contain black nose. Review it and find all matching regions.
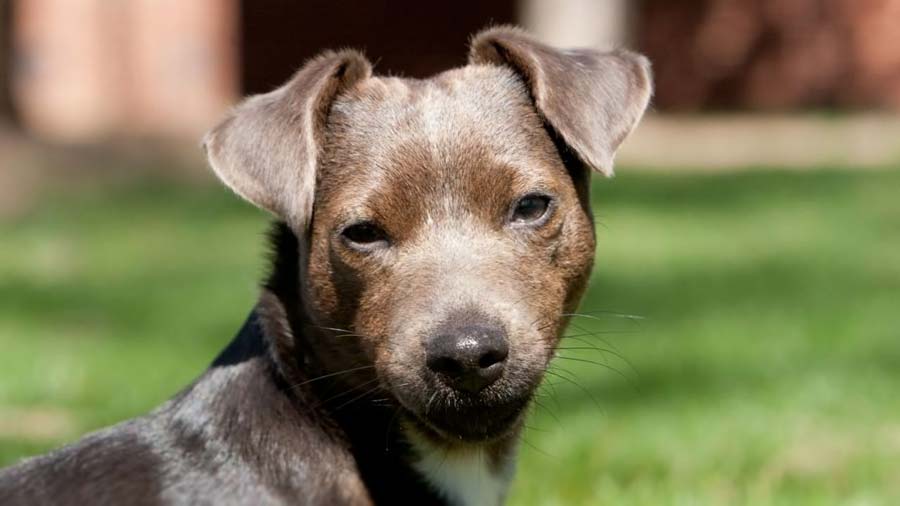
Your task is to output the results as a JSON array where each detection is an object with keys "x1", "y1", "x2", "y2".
[{"x1": 425, "y1": 322, "x2": 509, "y2": 393}]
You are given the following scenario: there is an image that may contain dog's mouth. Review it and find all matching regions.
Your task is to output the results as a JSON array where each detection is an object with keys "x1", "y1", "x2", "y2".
[{"x1": 399, "y1": 387, "x2": 532, "y2": 443}]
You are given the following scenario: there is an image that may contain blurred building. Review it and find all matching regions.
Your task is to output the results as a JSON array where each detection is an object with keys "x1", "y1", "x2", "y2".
[{"x1": 2, "y1": 0, "x2": 900, "y2": 144}]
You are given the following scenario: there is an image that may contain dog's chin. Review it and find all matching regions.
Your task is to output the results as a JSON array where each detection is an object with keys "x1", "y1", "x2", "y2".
[{"x1": 403, "y1": 391, "x2": 531, "y2": 444}]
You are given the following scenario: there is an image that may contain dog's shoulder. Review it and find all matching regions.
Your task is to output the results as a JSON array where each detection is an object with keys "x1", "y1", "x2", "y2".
[
  {"x1": 1, "y1": 348, "x2": 372, "y2": 505},
  {"x1": 0, "y1": 417, "x2": 162, "y2": 506}
]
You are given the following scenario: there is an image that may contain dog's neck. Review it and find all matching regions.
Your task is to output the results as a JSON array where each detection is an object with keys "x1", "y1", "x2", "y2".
[{"x1": 206, "y1": 222, "x2": 518, "y2": 505}]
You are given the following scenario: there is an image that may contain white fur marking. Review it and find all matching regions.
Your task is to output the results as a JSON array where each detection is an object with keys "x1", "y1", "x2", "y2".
[{"x1": 410, "y1": 435, "x2": 513, "y2": 506}]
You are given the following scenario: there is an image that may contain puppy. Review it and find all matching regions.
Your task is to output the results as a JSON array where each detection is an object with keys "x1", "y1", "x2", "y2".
[{"x1": 0, "y1": 27, "x2": 651, "y2": 506}]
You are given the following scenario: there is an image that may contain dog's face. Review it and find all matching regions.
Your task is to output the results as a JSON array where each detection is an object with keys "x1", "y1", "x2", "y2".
[
  {"x1": 306, "y1": 66, "x2": 596, "y2": 440},
  {"x1": 205, "y1": 28, "x2": 651, "y2": 443}
]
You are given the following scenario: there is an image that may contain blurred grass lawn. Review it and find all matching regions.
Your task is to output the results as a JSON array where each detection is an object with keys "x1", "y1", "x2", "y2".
[{"x1": 1, "y1": 169, "x2": 899, "y2": 505}]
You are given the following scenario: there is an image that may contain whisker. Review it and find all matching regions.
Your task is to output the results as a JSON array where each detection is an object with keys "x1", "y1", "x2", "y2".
[
  {"x1": 331, "y1": 384, "x2": 385, "y2": 412},
  {"x1": 554, "y1": 344, "x2": 637, "y2": 372},
  {"x1": 529, "y1": 314, "x2": 550, "y2": 330},
  {"x1": 286, "y1": 364, "x2": 376, "y2": 391},
  {"x1": 553, "y1": 355, "x2": 638, "y2": 391},
  {"x1": 555, "y1": 346, "x2": 617, "y2": 352},
  {"x1": 519, "y1": 436, "x2": 556, "y2": 460},
  {"x1": 424, "y1": 390, "x2": 440, "y2": 416},
  {"x1": 563, "y1": 310, "x2": 646, "y2": 321},
  {"x1": 316, "y1": 377, "x2": 381, "y2": 406},
  {"x1": 531, "y1": 398, "x2": 561, "y2": 426},
  {"x1": 544, "y1": 368, "x2": 603, "y2": 411},
  {"x1": 312, "y1": 325, "x2": 354, "y2": 333},
  {"x1": 311, "y1": 325, "x2": 381, "y2": 340},
  {"x1": 534, "y1": 309, "x2": 645, "y2": 333},
  {"x1": 558, "y1": 334, "x2": 641, "y2": 379},
  {"x1": 522, "y1": 423, "x2": 551, "y2": 433},
  {"x1": 547, "y1": 364, "x2": 579, "y2": 383},
  {"x1": 539, "y1": 321, "x2": 632, "y2": 334},
  {"x1": 543, "y1": 380, "x2": 563, "y2": 412},
  {"x1": 562, "y1": 330, "x2": 638, "y2": 337}
]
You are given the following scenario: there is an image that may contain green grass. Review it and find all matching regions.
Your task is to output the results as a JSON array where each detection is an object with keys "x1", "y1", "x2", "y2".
[{"x1": 1, "y1": 169, "x2": 899, "y2": 505}]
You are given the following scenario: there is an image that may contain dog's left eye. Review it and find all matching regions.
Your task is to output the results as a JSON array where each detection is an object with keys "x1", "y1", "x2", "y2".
[
  {"x1": 341, "y1": 222, "x2": 389, "y2": 250},
  {"x1": 510, "y1": 194, "x2": 553, "y2": 225}
]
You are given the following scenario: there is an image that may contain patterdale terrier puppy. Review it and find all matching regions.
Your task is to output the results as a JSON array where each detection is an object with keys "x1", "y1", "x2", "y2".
[{"x1": 0, "y1": 27, "x2": 651, "y2": 506}]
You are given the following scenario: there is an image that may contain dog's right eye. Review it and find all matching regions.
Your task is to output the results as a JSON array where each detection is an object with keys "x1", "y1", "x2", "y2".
[{"x1": 340, "y1": 222, "x2": 389, "y2": 250}]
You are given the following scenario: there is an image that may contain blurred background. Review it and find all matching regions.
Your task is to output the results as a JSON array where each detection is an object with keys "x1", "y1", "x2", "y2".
[{"x1": 1, "y1": 1, "x2": 898, "y2": 504}]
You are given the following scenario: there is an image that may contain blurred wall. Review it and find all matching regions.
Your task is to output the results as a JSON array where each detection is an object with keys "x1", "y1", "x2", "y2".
[{"x1": 639, "y1": 0, "x2": 900, "y2": 111}]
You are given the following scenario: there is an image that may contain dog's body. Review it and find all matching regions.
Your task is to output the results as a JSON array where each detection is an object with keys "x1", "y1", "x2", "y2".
[{"x1": 0, "y1": 28, "x2": 651, "y2": 505}]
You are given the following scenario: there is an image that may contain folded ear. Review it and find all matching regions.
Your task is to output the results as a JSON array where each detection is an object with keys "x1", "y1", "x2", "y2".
[
  {"x1": 203, "y1": 50, "x2": 371, "y2": 227},
  {"x1": 469, "y1": 26, "x2": 652, "y2": 176}
]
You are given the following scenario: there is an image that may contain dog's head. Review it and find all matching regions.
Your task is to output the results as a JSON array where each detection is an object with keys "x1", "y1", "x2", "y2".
[{"x1": 205, "y1": 27, "x2": 651, "y2": 443}]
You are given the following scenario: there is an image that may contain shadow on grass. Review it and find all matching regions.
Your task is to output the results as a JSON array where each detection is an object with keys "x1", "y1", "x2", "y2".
[{"x1": 538, "y1": 168, "x2": 900, "y2": 417}]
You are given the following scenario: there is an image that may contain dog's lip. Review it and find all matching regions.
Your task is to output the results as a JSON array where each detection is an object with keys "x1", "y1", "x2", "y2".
[
  {"x1": 402, "y1": 393, "x2": 530, "y2": 443},
  {"x1": 426, "y1": 406, "x2": 525, "y2": 443},
  {"x1": 383, "y1": 372, "x2": 535, "y2": 442}
]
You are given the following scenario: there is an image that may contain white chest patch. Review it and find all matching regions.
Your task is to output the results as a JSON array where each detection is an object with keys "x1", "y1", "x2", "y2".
[{"x1": 409, "y1": 433, "x2": 515, "y2": 506}]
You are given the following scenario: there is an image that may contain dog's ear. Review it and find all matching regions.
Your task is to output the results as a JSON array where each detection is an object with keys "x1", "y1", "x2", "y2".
[
  {"x1": 203, "y1": 50, "x2": 371, "y2": 227},
  {"x1": 469, "y1": 26, "x2": 652, "y2": 176}
]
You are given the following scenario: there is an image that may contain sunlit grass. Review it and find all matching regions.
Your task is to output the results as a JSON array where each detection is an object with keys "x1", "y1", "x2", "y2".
[{"x1": 1, "y1": 169, "x2": 898, "y2": 505}]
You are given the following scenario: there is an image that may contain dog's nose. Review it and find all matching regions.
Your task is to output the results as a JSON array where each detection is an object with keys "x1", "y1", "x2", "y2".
[{"x1": 426, "y1": 323, "x2": 509, "y2": 393}]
